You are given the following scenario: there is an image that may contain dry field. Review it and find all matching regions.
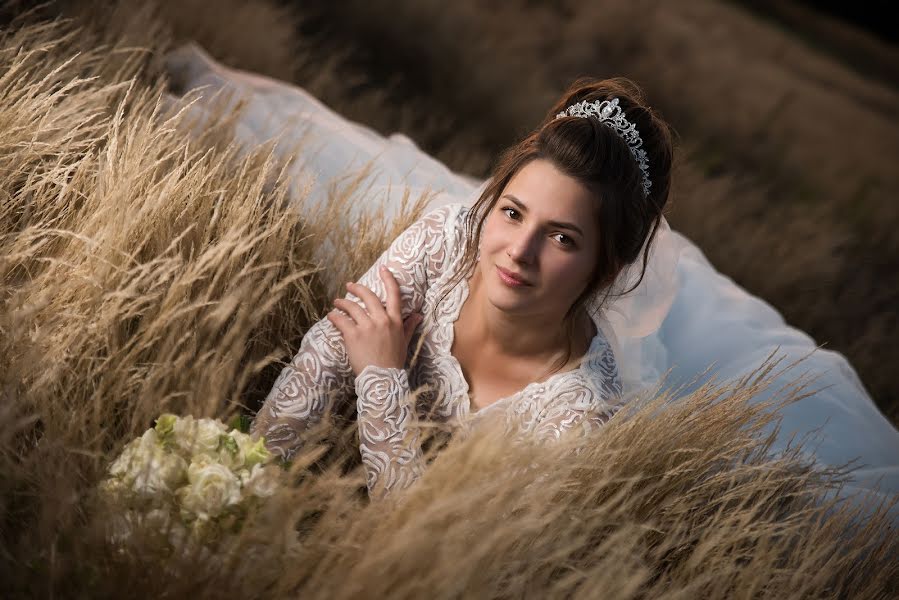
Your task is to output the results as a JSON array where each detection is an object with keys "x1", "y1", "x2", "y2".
[{"x1": 1, "y1": 1, "x2": 897, "y2": 598}]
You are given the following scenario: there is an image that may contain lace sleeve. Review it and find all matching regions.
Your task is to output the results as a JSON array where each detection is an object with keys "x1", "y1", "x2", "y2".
[
  {"x1": 252, "y1": 316, "x2": 353, "y2": 460},
  {"x1": 349, "y1": 205, "x2": 457, "y2": 499},
  {"x1": 252, "y1": 204, "x2": 456, "y2": 462},
  {"x1": 355, "y1": 365, "x2": 424, "y2": 499}
]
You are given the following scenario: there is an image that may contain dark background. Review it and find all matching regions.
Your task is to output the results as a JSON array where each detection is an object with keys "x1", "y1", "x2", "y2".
[{"x1": 795, "y1": 0, "x2": 895, "y2": 43}]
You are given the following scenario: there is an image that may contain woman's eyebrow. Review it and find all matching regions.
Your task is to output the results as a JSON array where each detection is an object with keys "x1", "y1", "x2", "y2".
[{"x1": 501, "y1": 194, "x2": 584, "y2": 236}]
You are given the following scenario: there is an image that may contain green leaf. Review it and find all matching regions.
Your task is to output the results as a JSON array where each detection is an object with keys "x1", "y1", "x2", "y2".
[
  {"x1": 228, "y1": 414, "x2": 252, "y2": 433},
  {"x1": 218, "y1": 434, "x2": 239, "y2": 456}
]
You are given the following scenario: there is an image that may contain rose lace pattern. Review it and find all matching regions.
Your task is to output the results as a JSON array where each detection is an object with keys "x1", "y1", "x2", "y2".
[{"x1": 253, "y1": 203, "x2": 623, "y2": 498}]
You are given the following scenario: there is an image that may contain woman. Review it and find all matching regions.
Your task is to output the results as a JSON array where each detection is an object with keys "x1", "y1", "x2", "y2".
[
  {"x1": 251, "y1": 78, "x2": 673, "y2": 499},
  {"x1": 166, "y1": 44, "x2": 899, "y2": 506}
]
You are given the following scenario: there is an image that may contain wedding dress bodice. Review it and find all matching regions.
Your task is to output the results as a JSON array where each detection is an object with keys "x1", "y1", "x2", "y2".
[{"x1": 253, "y1": 202, "x2": 623, "y2": 498}]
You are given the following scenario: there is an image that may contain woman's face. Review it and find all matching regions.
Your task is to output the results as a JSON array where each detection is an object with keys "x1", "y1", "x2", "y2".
[{"x1": 477, "y1": 158, "x2": 600, "y2": 319}]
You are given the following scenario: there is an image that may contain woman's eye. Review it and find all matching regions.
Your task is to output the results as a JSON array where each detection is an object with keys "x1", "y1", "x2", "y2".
[
  {"x1": 552, "y1": 233, "x2": 575, "y2": 248},
  {"x1": 501, "y1": 207, "x2": 520, "y2": 221},
  {"x1": 500, "y1": 206, "x2": 575, "y2": 247}
]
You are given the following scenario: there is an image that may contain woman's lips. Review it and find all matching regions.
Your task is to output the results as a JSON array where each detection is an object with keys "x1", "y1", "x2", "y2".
[{"x1": 496, "y1": 265, "x2": 531, "y2": 287}]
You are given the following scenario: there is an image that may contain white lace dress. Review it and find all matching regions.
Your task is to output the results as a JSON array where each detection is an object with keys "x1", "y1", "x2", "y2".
[{"x1": 252, "y1": 202, "x2": 623, "y2": 498}]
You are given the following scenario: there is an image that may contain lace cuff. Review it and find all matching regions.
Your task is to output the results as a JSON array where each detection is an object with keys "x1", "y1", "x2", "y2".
[{"x1": 355, "y1": 365, "x2": 425, "y2": 499}]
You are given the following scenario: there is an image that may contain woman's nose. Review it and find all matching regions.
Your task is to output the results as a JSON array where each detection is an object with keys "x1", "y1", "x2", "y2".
[{"x1": 507, "y1": 229, "x2": 540, "y2": 264}]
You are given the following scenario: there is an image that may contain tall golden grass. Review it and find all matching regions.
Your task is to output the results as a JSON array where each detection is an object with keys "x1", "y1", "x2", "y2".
[{"x1": 1, "y1": 5, "x2": 897, "y2": 599}]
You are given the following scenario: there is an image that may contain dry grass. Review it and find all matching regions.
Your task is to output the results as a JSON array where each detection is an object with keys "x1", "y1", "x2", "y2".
[
  {"x1": 0, "y1": 12, "x2": 320, "y2": 593},
  {"x1": 1, "y1": 3, "x2": 897, "y2": 599}
]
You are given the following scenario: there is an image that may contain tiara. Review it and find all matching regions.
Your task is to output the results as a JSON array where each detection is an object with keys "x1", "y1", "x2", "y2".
[{"x1": 554, "y1": 97, "x2": 652, "y2": 198}]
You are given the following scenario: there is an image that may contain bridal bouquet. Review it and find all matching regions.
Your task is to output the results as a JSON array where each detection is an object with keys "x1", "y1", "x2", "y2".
[{"x1": 99, "y1": 414, "x2": 281, "y2": 558}]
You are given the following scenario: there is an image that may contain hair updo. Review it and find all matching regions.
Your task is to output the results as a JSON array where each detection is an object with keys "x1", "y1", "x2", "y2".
[{"x1": 440, "y1": 76, "x2": 674, "y2": 369}]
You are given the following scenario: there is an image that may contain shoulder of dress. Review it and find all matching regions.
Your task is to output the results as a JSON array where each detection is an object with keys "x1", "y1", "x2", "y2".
[
  {"x1": 540, "y1": 332, "x2": 624, "y2": 408},
  {"x1": 415, "y1": 202, "x2": 469, "y2": 262},
  {"x1": 420, "y1": 201, "x2": 466, "y2": 226},
  {"x1": 447, "y1": 203, "x2": 471, "y2": 250},
  {"x1": 586, "y1": 332, "x2": 624, "y2": 403},
  {"x1": 410, "y1": 202, "x2": 464, "y2": 247}
]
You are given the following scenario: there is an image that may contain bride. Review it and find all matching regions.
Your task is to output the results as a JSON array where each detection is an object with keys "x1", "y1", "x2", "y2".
[
  {"x1": 252, "y1": 77, "x2": 672, "y2": 498},
  {"x1": 165, "y1": 44, "x2": 899, "y2": 503}
]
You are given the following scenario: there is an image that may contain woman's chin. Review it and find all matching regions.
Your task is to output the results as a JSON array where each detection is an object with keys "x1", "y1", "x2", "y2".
[
  {"x1": 485, "y1": 282, "x2": 536, "y2": 311},
  {"x1": 475, "y1": 263, "x2": 536, "y2": 311}
]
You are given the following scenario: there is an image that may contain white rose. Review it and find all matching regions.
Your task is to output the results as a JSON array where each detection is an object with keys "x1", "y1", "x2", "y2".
[
  {"x1": 108, "y1": 430, "x2": 187, "y2": 499},
  {"x1": 106, "y1": 508, "x2": 173, "y2": 549},
  {"x1": 108, "y1": 429, "x2": 158, "y2": 479},
  {"x1": 240, "y1": 463, "x2": 279, "y2": 498},
  {"x1": 137, "y1": 427, "x2": 160, "y2": 449},
  {"x1": 129, "y1": 446, "x2": 188, "y2": 499},
  {"x1": 172, "y1": 416, "x2": 226, "y2": 458},
  {"x1": 107, "y1": 443, "x2": 138, "y2": 482},
  {"x1": 178, "y1": 459, "x2": 242, "y2": 519}
]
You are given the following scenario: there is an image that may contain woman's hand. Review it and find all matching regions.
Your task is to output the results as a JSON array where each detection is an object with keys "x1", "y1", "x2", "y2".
[{"x1": 327, "y1": 265, "x2": 423, "y2": 377}]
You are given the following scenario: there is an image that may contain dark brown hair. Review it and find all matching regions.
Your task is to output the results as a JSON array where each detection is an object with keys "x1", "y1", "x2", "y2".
[{"x1": 440, "y1": 77, "x2": 674, "y2": 373}]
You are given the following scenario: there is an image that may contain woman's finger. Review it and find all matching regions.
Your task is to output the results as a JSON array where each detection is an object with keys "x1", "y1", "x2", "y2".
[
  {"x1": 333, "y1": 297, "x2": 369, "y2": 325},
  {"x1": 346, "y1": 282, "x2": 387, "y2": 319},
  {"x1": 379, "y1": 266, "x2": 403, "y2": 321},
  {"x1": 326, "y1": 308, "x2": 354, "y2": 336}
]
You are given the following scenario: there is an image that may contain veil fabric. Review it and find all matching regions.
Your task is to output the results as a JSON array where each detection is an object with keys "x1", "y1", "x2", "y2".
[{"x1": 163, "y1": 43, "x2": 899, "y2": 506}]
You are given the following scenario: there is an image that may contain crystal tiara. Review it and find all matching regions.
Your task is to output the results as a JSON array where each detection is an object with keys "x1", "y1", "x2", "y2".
[{"x1": 554, "y1": 97, "x2": 652, "y2": 198}]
